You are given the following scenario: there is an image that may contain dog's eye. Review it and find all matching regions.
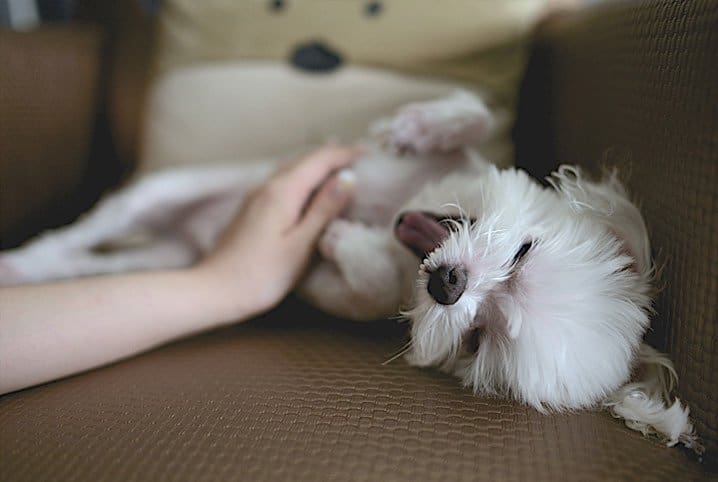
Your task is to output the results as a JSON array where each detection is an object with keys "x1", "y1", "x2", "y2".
[{"x1": 512, "y1": 241, "x2": 532, "y2": 265}]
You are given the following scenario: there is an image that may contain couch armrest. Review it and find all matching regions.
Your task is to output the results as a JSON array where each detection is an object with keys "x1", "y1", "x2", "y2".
[
  {"x1": 0, "y1": 26, "x2": 104, "y2": 248},
  {"x1": 514, "y1": 0, "x2": 717, "y2": 457}
]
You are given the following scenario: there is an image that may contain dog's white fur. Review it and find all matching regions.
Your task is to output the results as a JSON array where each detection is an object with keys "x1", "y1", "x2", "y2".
[{"x1": 0, "y1": 90, "x2": 700, "y2": 451}]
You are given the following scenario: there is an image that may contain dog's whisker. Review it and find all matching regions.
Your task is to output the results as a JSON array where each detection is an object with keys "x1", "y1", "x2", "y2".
[
  {"x1": 388, "y1": 312, "x2": 409, "y2": 322},
  {"x1": 382, "y1": 340, "x2": 413, "y2": 365}
]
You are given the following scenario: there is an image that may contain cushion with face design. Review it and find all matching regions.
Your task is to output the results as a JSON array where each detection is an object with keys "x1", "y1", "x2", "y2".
[
  {"x1": 141, "y1": 1, "x2": 552, "y2": 172},
  {"x1": 155, "y1": 1, "x2": 546, "y2": 88}
]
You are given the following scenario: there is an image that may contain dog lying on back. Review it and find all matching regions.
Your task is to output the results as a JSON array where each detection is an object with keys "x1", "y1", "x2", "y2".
[{"x1": 0, "y1": 90, "x2": 701, "y2": 451}]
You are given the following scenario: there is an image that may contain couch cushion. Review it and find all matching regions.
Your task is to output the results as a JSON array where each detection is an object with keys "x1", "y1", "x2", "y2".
[
  {"x1": 0, "y1": 26, "x2": 103, "y2": 248},
  {"x1": 0, "y1": 300, "x2": 710, "y2": 481}
]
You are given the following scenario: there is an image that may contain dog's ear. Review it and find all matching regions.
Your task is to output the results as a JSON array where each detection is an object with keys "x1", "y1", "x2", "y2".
[{"x1": 547, "y1": 165, "x2": 652, "y2": 277}]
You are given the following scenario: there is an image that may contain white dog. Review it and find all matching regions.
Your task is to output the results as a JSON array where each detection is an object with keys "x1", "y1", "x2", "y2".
[{"x1": 0, "y1": 90, "x2": 700, "y2": 451}]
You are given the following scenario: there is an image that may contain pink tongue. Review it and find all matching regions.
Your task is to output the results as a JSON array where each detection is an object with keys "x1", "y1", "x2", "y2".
[{"x1": 394, "y1": 211, "x2": 450, "y2": 258}]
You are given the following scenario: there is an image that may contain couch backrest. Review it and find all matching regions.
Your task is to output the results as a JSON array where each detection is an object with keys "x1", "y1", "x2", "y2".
[{"x1": 514, "y1": 0, "x2": 717, "y2": 457}]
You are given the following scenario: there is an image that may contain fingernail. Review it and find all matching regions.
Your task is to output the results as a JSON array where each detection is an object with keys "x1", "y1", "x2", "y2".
[
  {"x1": 337, "y1": 168, "x2": 356, "y2": 185},
  {"x1": 331, "y1": 168, "x2": 356, "y2": 198}
]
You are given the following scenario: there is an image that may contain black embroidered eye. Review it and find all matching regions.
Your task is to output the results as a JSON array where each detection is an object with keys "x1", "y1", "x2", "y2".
[
  {"x1": 365, "y1": 2, "x2": 382, "y2": 16},
  {"x1": 512, "y1": 241, "x2": 533, "y2": 265},
  {"x1": 269, "y1": 0, "x2": 285, "y2": 12}
]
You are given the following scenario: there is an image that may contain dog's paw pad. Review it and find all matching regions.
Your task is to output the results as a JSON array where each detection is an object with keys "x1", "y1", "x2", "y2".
[
  {"x1": 390, "y1": 106, "x2": 437, "y2": 154},
  {"x1": 388, "y1": 93, "x2": 494, "y2": 155}
]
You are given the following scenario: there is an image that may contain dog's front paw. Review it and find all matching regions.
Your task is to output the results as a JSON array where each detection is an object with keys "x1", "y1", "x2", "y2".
[
  {"x1": 319, "y1": 220, "x2": 355, "y2": 261},
  {"x1": 388, "y1": 91, "x2": 494, "y2": 155}
]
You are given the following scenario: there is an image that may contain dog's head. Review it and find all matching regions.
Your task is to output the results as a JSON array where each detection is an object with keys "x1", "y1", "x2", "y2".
[{"x1": 395, "y1": 165, "x2": 654, "y2": 410}]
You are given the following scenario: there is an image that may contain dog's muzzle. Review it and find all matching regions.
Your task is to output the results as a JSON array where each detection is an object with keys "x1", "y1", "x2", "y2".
[{"x1": 394, "y1": 211, "x2": 468, "y2": 305}]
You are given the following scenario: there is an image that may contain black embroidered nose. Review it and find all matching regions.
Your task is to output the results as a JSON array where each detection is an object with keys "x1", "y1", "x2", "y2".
[
  {"x1": 291, "y1": 41, "x2": 343, "y2": 72},
  {"x1": 427, "y1": 265, "x2": 467, "y2": 305}
]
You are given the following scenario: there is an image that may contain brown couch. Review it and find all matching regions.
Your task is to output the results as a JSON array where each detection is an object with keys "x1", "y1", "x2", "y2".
[{"x1": 1, "y1": 1, "x2": 715, "y2": 480}]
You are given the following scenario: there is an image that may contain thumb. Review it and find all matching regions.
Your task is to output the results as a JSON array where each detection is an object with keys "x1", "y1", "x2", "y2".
[{"x1": 294, "y1": 169, "x2": 356, "y2": 244}]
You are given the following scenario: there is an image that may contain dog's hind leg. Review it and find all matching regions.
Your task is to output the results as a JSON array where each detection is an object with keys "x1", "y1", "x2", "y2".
[
  {"x1": 0, "y1": 163, "x2": 273, "y2": 285},
  {"x1": 39, "y1": 164, "x2": 269, "y2": 250},
  {"x1": 299, "y1": 261, "x2": 404, "y2": 321},
  {"x1": 298, "y1": 220, "x2": 407, "y2": 320},
  {"x1": 0, "y1": 236, "x2": 197, "y2": 285},
  {"x1": 375, "y1": 90, "x2": 495, "y2": 155}
]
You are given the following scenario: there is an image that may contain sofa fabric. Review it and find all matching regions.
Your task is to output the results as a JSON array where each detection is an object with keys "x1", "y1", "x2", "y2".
[
  {"x1": 0, "y1": 3, "x2": 157, "y2": 249},
  {"x1": 0, "y1": 302, "x2": 712, "y2": 481},
  {"x1": 0, "y1": 26, "x2": 103, "y2": 248},
  {"x1": 515, "y1": 0, "x2": 717, "y2": 458}
]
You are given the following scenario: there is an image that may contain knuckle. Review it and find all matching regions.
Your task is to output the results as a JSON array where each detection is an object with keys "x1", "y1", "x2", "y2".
[
  {"x1": 260, "y1": 179, "x2": 285, "y2": 198},
  {"x1": 248, "y1": 185, "x2": 276, "y2": 206},
  {"x1": 317, "y1": 144, "x2": 347, "y2": 160}
]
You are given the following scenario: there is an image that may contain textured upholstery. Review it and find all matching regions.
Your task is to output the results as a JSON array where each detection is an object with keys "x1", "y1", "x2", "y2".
[
  {"x1": 0, "y1": 4, "x2": 156, "y2": 248},
  {"x1": 515, "y1": 0, "x2": 718, "y2": 459},
  {"x1": 1, "y1": 0, "x2": 716, "y2": 480},
  {"x1": 0, "y1": 26, "x2": 103, "y2": 248},
  {"x1": 0, "y1": 301, "x2": 713, "y2": 481}
]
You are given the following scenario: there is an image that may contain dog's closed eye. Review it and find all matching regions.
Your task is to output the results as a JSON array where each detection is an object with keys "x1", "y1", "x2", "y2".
[{"x1": 511, "y1": 240, "x2": 533, "y2": 266}]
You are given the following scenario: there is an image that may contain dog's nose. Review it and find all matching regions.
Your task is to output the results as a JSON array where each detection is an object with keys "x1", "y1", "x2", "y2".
[
  {"x1": 291, "y1": 41, "x2": 343, "y2": 72},
  {"x1": 427, "y1": 265, "x2": 467, "y2": 305}
]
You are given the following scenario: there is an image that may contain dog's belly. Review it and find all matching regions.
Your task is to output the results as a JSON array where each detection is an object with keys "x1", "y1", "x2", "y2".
[{"x1": 344, "y1": 147, "x2": 478, "y2": 227}]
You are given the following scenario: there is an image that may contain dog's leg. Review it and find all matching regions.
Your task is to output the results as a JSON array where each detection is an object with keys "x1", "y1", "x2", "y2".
[
  {"x1": 0, "y1": 236, "x2": 197, "y2": 285},
  {"x1": 298, "y1": 219, "x2": 407, "y2": 320},
  {"x1": 0, "y1": 163, "x2": 273, "y2": 285},
  {"x1": 47, "y1": 164, "x2": 268, "y2": 250},
  {"x1": 375, "y1": 90, "x2": 495, "y2": 155}
]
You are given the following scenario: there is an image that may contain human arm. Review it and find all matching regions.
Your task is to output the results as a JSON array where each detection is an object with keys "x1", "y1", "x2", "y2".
[{"x1": 0, "y1": 145, "x2": 359, "y2": 395}]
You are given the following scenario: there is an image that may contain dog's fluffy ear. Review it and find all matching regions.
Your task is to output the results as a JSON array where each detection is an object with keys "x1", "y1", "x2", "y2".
[
  {"x1": 603, "y1": 344, "x2": 702, "y2": 452},
  {"x1": 547, "y1": 165, "x2": 653, "y2": 277}
]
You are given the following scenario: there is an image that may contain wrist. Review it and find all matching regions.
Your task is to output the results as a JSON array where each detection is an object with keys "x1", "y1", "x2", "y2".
[{"x1": 187, "y1": 262, "x2": 268, "y2": 324}]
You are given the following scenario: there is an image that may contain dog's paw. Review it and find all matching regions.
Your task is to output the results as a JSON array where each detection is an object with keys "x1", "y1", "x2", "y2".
[
  {"x1": 0, "y1": 252, "x2": 49, "y2": 286},
  {"x1": 319, "y1": 219, "x2": 377, "y2": 263},
  {"x1": 319, "y1": 220, "x2": 355, "y2": 261},
  {"x1": 0, "y1": 243, "x2": 77, "y2": 286},
  {"x1": 388, "y1": 92, "x2": 494, "y2": 155},
  {"x1": 0, "y1": 256, "x2": 27, "y2": 286},
  {"x1": 0, "y1": 251, "x2": 59, "y2": 286}
]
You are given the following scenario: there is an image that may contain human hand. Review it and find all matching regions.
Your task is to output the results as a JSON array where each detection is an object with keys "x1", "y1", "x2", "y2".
[{"x1": 195, "y1": 145, "x2": 361, "y2": 318}]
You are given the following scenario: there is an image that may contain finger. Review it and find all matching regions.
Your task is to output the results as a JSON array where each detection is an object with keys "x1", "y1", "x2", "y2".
[
  {"x1": 278, "y1": 145, "x2": 362, "y2": 202},
  {"x1": 291, "y1": 170, "x2": 356, "y2": 247}
]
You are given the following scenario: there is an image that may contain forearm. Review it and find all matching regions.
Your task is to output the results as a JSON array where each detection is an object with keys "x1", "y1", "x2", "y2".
[{"x1": 0, "y1": 268, "x2": 253, "y2": 395}]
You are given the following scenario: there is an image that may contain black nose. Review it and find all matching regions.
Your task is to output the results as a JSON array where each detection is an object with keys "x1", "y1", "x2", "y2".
[
  {"x1": 427, "y1": 265, "x2": 467, "y2": 305},
  {"x1": 291, "y1": 41, "x2": 343, "y2": 72}
]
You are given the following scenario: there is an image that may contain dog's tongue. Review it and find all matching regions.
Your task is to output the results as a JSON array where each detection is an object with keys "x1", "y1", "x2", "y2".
[{"x1": 394, "y1": 211, "x2": 450, "y2": 258}]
